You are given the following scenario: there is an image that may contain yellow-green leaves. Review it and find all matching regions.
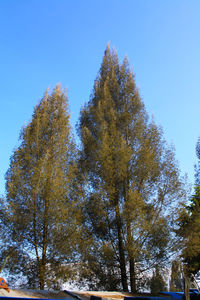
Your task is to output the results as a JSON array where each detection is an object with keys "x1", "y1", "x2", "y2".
[
  {"x1": 5, "y1": 85, "x2": 80, "y2": 289},
  {"x1": 78, "y1": 45, "x2": 185, "y2": 291}
]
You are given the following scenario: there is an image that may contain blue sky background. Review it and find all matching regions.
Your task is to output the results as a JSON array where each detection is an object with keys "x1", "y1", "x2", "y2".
[{"x1": 0, "y1": 0, "x2": 200, "y2": 195}]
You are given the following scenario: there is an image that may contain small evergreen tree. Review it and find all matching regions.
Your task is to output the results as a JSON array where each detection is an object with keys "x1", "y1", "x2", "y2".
[
  {"x1": 150, "y1": 265, "x2": 167, "y2": 294},
  {"x1": 170, "y1": 260, "x2": 183, "y2": 291}
]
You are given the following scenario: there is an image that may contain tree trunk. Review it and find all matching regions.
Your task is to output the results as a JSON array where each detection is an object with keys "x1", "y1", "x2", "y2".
[
  {"x1": 127, "y1": 219, "x2": 137, "y2": 293},
  {"x1": 39, "y1": 162, "x2": 51, "y2": 290},
  {"x1": 39, "y1": 262, "x2": 46, "y2": 290},
  {"x1": 129, "y1": 257, "x2": 137, "y2": 293},
  {"x1": 115, "y1": 201, "x2": 128, "y2": 291},
  {"x1": 39, "y1": 200, "x2": 49, "y2": 289},
  {"x1": 184, "y1": 273, "x2": 190, "y2": 300}
]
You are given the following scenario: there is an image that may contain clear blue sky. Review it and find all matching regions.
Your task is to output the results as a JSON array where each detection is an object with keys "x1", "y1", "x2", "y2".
[{"x1": 0, "y1": 0, "x2": 200, "y2": 195}]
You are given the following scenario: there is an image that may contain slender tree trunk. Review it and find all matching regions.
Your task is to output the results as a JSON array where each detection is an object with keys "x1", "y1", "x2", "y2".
[
  {"x1": 39, "y1": 197, "x2": 49, "y2": 289},
  {"x1": 40, "y1": 156, "x2": 52, "y2": 289},
  {"x1": 39, "y1": 202, "x2": 48, "y2": 290},
  {"x1": 115, "y1": 199, "x2": 128, "y2": 291},
  {"x1": 39, "y1": 174, "x2": 50, "y2": 289},
  {"x1": 127, "y1": 219, "x2": 137, "y2": 293},
  {"x1": 184, "y1": 273, "x2": 190, "y2": 300},
  {"x1": 129, "y1": 257, "x2": 136, "y2": 293},
  {"x1": 39, "y1": 262, "x2": 46, "y2": 290},
  {"x1": 124, "y1": 153, "x2": 137, "y2": 293}
]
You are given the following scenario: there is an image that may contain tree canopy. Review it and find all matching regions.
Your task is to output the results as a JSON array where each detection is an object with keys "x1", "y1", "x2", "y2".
[
  {"x1": 3, "y1": 85, "x2": 82, "y2": 289},
  {"x1": 78, "y1": 45, "x2": 186, "y2": 292},
  {"x1": 0, "y1": 46, "x2": 191, "y2": 292}
]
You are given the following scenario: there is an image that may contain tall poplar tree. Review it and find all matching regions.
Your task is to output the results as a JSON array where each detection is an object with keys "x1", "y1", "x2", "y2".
[
  {"x1": 78, "y1": 45, "x2": 186, "y2": 292},
  {"x1": 5, "y1": 85, "x2": 80, "y2": 289}
]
